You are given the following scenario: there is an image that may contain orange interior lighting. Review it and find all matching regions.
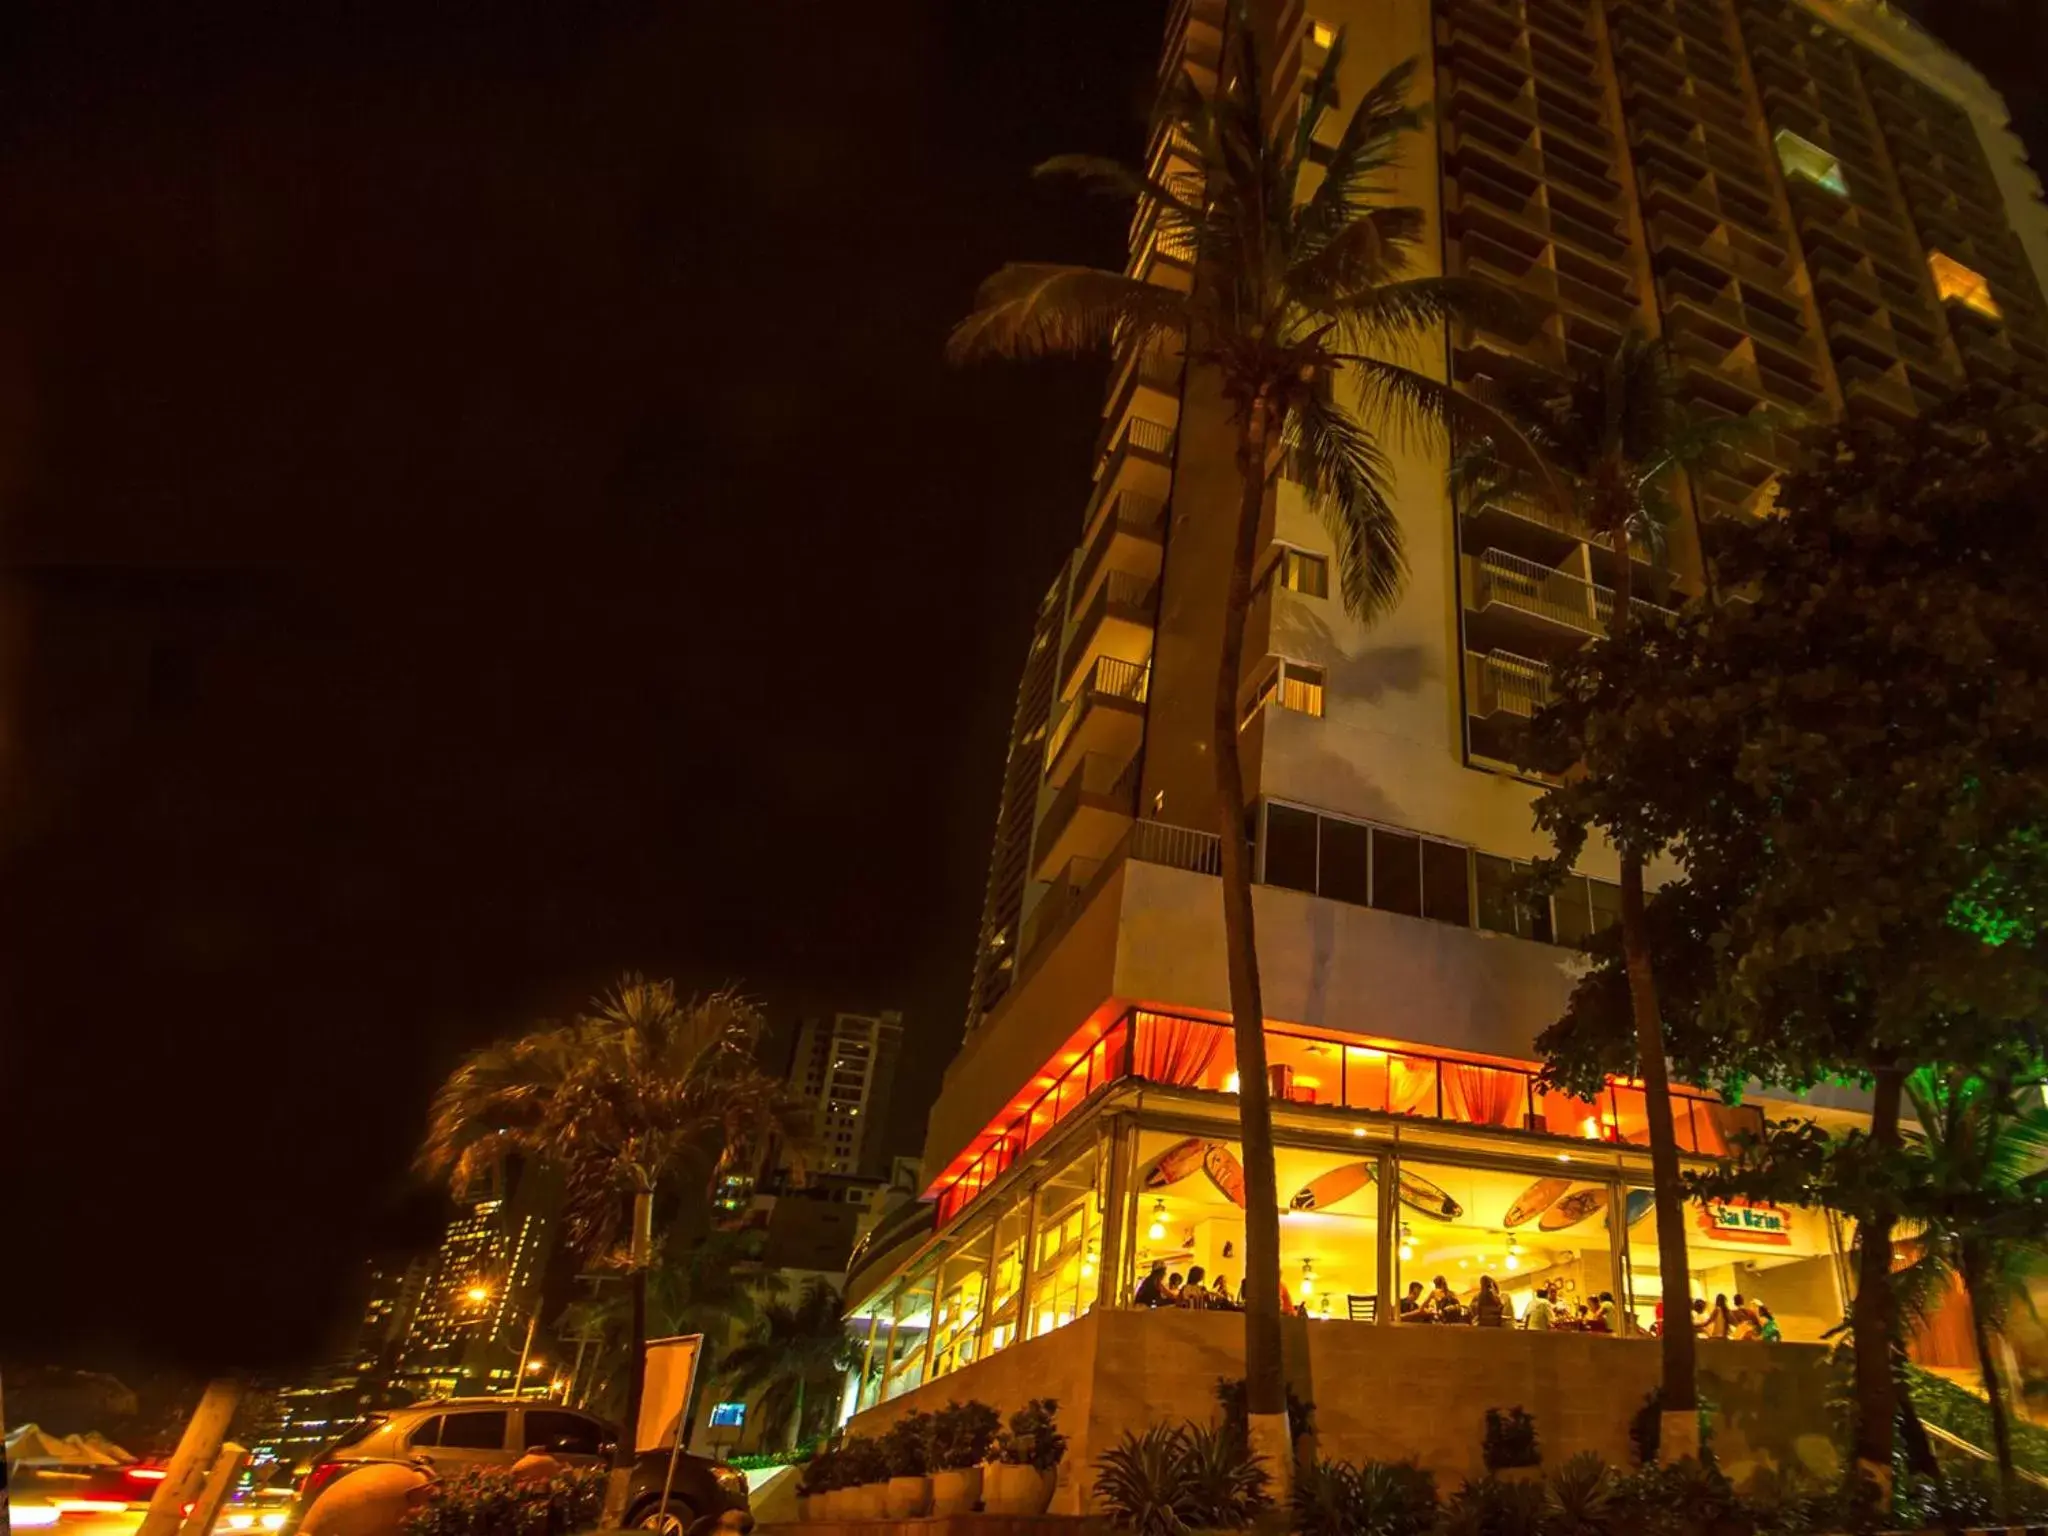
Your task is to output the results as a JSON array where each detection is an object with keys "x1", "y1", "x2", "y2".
[{"x1": 1929, "y1": 251, "x2": 2002, "y2": 319}]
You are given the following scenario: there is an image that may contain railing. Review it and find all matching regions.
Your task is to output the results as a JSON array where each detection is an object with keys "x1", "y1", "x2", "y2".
[
  {"x1": 1475, "y1": 549, "x2": 1671, "y2": 635},
  {"x1": 1075, "y1": 492, "x2": 1168, "y2": 601},
  {"x1": 1127, "y1": 818, "x2": 1222, "y2": 875},
  {"x1": 1060, "y1": 572, "x2": 1160, "y2": 687},
  {"x1": 1462, "y1": 495, "x2": 1651, "y2": 561},
  {"x1": 1476, "y1": 651, "x2": 1554, "y2": 718},
  {"x1": 1044, "y1": 657, "x2": 1151, "y2": 770}
]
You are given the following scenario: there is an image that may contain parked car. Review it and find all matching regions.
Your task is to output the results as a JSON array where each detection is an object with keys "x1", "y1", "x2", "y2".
[{"x1": 289, "y1": 1401, "x2": 749, "y2": 1535}]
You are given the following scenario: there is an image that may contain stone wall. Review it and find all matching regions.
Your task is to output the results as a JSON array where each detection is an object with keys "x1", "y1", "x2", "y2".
[{"x1": 845, "y1": 1311, "x2": 1839, "y2": 1512}]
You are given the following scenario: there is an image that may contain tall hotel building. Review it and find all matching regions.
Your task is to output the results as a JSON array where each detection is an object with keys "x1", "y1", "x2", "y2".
[{"x1": 843, "y1": 0, "x2": 2045, "y2": 1486}]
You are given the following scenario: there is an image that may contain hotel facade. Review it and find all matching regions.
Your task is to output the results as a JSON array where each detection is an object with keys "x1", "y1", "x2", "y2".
[{"x1": 843, "y1": 0, "x2": 2048, "y2": 1491}]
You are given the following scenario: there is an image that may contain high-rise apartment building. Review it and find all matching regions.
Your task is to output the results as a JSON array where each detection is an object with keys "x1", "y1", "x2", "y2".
[
  {"x1": 843, "y1": 0, "x2": 2036, "y2": 1494},
  {"x1": 791, "y1": 1010, "x2": 904, "y2": 1178},
  {"x1": 394, "y1": 1157, "x2": 555, "y2": 1396}
]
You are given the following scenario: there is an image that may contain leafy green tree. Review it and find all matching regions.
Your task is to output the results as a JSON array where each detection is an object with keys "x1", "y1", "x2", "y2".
[
  {"x1": 420, "y1": 977, "x2": 808, "y2": 1515},
  {"x1": 1897, "y1": 1069, "x2": 2048, "y2": 1512},
  {"x1": 1460, "y1": 328, "x2": 1768, "y2": 1445},
  {"x1": 948, "y1": 8, "x2": 1531, "y2": 1463},
  {"x1": 1529, "y1": 395, "x2": 2048, "y2": 1484},
  {"x1": 720, "y1": 1279, "x2": 859, "y2": 1452}
]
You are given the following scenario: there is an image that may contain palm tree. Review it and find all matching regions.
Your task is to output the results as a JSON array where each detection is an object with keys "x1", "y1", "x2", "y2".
[
  {"x1": 720, "y1": 1279, "x2": 859, "y2": 1452},
  {"x1": 1899, "y1": 1069, "x2": 2048, "y2": 1513},
  {"x1": 949, "y1": 8, "x2": 1534, "y2": 1468},
  {"x1": 1455, "y1": 329, "x2": 1771, "y2": 1452},
  {"x1": 420, "y1": 975, "x2": 808, "y2": 1517}
]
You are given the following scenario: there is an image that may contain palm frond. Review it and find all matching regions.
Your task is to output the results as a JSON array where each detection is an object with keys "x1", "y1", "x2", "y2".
[
  {"x1": 946, "y1": 264, "x2": 1189, "y2": 365},
  {"x1": 1293, "y1": 58, "x2": 1425, "y2": 259},
  {"x1": 1329, "y1": 273, "x2": 1530, "y2": 353},
  {"x1": 1034, "y1": 153, "x2": 1205, "y2": 227},
  {"x1": 1281, "y1": 206, "x2": 1425, "y2": 311},
  {"x1": 1285, "y1": 385, "x2": 1406, "y2": 621}
]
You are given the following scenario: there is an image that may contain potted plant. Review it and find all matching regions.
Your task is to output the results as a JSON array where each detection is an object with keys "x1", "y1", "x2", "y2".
[
  {"x1": 1482, "y1": 1407, "x2": 1542, "y2": 1483},
  {"x1": 840, "y1": 1434, "x2": 891, "y2": 1518},
  {"x1": 986, "y1": 1399, "x2": 1065, "y2": 1515},
  {"x1": 929, "y1": 1401, "x2": 1001, "y2": 1516},
  {"x1": 882, "y1": 1411, "x2": 934, "y2": 1518}
]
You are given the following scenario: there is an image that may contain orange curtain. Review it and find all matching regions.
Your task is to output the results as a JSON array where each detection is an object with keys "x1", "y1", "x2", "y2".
[
  {"x1": 1387, "y1": 1057, "x2": 1437, "y2": 1116},
  {"x1": 1134, "y1": 1011, "x2": 1223, "y2": 1087},
  {"x1": 1445, "y1": 1063, "x2": 1525, "y2": 1127}
]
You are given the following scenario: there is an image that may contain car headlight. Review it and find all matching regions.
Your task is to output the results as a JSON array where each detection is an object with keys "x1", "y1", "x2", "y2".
[{"x1": 714, "y1": 1468, "x2": 748, "y2": 1496}]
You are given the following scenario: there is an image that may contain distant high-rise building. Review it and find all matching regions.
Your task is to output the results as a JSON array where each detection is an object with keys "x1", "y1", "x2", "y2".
[
  {"x1": 790, "y1": 1011, "x2": 904, "y2": 1177},
  {"x1": 395, "y1": 1157, "x2": 555, "y2": 1396}
]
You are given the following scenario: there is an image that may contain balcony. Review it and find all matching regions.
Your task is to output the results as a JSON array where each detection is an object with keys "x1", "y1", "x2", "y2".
[
  {"x1": 1032, "y1": 752, "x2": 1141, "y2": 882},
  {"x1": 1472, "y1": 649, "x2": 1554, "y2": 719},
  {"x1": 1468, "y1": 548, "x2": 1673, "y2": 648},
  {"x1": 1046, "y1": 656, "x2": 1150, "y2": 785},
  {"x1": 1459, "y1": 494, "x2": 1654, "y2": 574},
  {"x1": 1060, "y1": 569, "x2": 1159, "y2": 699},
  {"x1": 1075, "y1": 491, "x2": 1168, "y2": 612}
]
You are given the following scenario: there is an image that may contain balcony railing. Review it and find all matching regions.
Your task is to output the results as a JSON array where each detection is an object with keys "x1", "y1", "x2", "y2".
[
  {"x1": 1075, "y1": 491, "x2": 1168, "y2": 602},
  {"x1": 1044, "y1": 655, "x2": 1151, "y2": 771},
  {"x1": 1475, "y1": 650, "x2": 1554, "y2": 718},
  {"x1": 1474, "y1": 549, "x2": 1672, "y2": 637}
]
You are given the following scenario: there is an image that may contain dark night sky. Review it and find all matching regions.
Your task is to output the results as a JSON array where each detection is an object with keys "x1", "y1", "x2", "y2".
[{"x1": 0, "y1": 1, "x2": 2038, "y2": 1380}]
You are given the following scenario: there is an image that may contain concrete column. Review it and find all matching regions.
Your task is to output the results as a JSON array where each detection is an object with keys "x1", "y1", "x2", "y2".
[
  {"x1": 1016, "y1": 1184, "x2": 1041, "y2": 1341},
  {"x1": 1607, "y1": 1180, "x2": 1630, "y2": 1335},
  {"x1": 138, "y1": 1382, "x2": 241, "y2": 1536},
  {"x1": 177, "y1": 1444, "x2": 248, "y2": 1536},
  {"x1": 1095, "y1": 1118, "x2": 1131, "y2": 1312},
  {"x1": 1375, "y1": 1151, "x2": 1396, "y2": 1325}
]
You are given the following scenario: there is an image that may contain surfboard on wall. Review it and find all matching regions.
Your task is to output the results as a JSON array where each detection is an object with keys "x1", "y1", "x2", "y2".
[
  {"x1": 1503, "y1": 1176, "x2": 1573, "y2": 1228},
  {"x1": 1141, "y1": 1137, "x2": 1208, "y2": 1191},
  {"x1": 1625, "y1": 1190, "x2": 1655, "y2": 1225},
  {"x1": 1203, "y1": 1142, "x2": 1248, "y2": 1207},
  {"x1": 1397, "y1": 1168, "x2": 1463, "y2": 1221},
  {"x1": 1538, "y1": 1187, "x2": 1611, "y2": 1231},
  {"x1": 1290, "y1": 1161, "x2": 1376, "y2": 1212}
]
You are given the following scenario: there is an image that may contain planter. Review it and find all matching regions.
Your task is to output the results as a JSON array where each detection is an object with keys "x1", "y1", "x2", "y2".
[
  {"x1": 795, "y1": 1494, "x2": 813, "y2": 1522},
  {"x1": 817, "y1": 1489, "x2": 841, "y2": 1519},
  {"x1": 983, "y1": 1462, "x2": 1055, "y2": 1516},
  {"x1": 884, "y1": 1476, "x2": 932, "y2": 1519},
  {"x1": 929, "y1": 1466, "x2": 983, "y2": 1517},
  {"x1": 858, "y1": 1481, "x2": 892, "y2": 1519}
]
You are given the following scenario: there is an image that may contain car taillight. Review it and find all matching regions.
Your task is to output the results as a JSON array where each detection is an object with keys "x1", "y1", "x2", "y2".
[
  {"x1": 125, "y1": 1468, "x2": 170, "y2": 1486},
  {"x1": 297, "y1": 1462, "x2": 353, "y2": 1506}
]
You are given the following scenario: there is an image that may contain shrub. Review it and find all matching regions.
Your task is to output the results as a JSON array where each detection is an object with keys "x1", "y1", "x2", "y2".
[
  {"x1": 929, "y1": 1400, "x2": 1001, "y2": 1471},
  {"x1": 994, "y1": 1398, "x2": 1066, "y2": 1471},
  {"x1": 881, "y1": 1410, "x2": 932, "y2": 1478},
  {"x1": 1483, "y1": 1406, "x2": 1541, "y2": 1471},
  {"x1": 1094, "y1": 1424, "x2": 1201, "y2": 1536},
  {"x1": 1439, "y1": 1475, "x2": 1546, "y2": 1536},
  {"x1": 1606, "y1": 1460, "x2": 1750, "y2": 1536},
  {"x1": 836, "y1": 1434, "x2": 890, "y2": 1486},
  {"x1": 796, "y1": 1446, "x2": 838, "y2": 1497},
  {"x1": 1289, "y1": 1455, "x2": 1437, "y2": 1536},
  {"x1": 1544, "y1": 1450, "x2": 1615, "y2": 1536},
  {"x1": 1628, "y1": 1387, "x2": 1717, "y2": 1469},
  {"x1": 399, "y1": 1467, "x2": 602, "y2": 1536},
  {"x1": 1177, "y1": 1420, "x2": 1269, "y2": 1526}
]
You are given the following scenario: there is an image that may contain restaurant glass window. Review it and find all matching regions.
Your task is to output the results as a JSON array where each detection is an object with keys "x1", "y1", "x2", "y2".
[
  {"x1": 928, "y1": 1225, "x2": 994, "y2": 1381},
  {"x1": 1266, "y1": 1033, "x2": 1342, "y2": 1107},
  {"x1": 1537, "y1": 1083, "x2": 1617, "y2": 1143},
  {"x1": 1622, "y1": 1186, "x2": 1839, "y2": 1344},
  {"x1": 1029, "y1": 1144, "x2": 1105, "y2": 1339},
  {"x1": 1265, "y1": 804, "x2": 1319, "y2": 892},
  {"x1": 1392, "y1": 1157, "x2": 1617, "y2": 1333},
  {"x1": 1422, "y1": 839, "x2": 1472, "y2": 926},
  {"x1": 981, "y1": 1195, "x2": 1031, "y2": 1358},
  {"x1": 1132, "y1": 1010, "x2": 1231, "y2": 1091},
  {"x1": 1318, "y1": 816, "x2": 1370, "y2": 905},
  {"x1": 883, "y1": 1270, "x2": 935, "y2": 1401},
  {"x1": 1371, "y1": 830, "x2": 1422, "y2": 916}
]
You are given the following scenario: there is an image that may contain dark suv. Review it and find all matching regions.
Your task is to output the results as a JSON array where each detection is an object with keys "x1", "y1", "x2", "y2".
[{"x1": 294, "y1": 1401, "x2": 750, "y2": 1533}]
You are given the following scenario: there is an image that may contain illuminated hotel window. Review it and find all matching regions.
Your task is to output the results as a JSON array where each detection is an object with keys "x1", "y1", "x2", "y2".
[
  {"x1": 1273, "y1": 547, "x2": 1330, "y2": 598},
  {"x1": 1773, "y1": 130, "x2": 1848, "y2": 196},
  {"x1": 1928, "y1": 251, "x2": 2002, "y2": 319},
  {"x1": 1309, "y1": 18, "x2": 1336, "y2": 49},
  {"x1": 1241, "y1": 659, "x2": 1326, "y2": 725}
]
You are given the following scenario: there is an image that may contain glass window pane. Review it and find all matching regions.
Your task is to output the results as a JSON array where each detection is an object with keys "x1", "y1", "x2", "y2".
[
  {"x1": 1265, "y1": 804, "x2": 1318, "y2": 892},
  {"x1": 406, "y1": 1416, "x2": 442, "y2": 1451},
  {"x1": 1442, "y1": 1061, "x2": 1531, "y2": 1129},
  {"x1": 438, "y1": 1411, "x2": 507, "y2": 1451},
  {"x1": 522, "y1": 1412, "x2": 602, "y2": 1457},
  {"x1": 1371, "y1": 830, "x2": 1422, "y2": 916},
  {"x1": 1422, "y1": 840, "x2": 1472, "y2": 925},
  {"x1": 1588, "y1": 878, "x2": 1623, "y2": 934},
  {"x1": 1553, "y1": 875, "x2": 1595, "y2": 946},
  {"x1": 1318, "y1": 816, "x2": 1370, "y2": 904},
  {"x1": 1475, "y1": 853, "x2": 1519, "y2": 935}
]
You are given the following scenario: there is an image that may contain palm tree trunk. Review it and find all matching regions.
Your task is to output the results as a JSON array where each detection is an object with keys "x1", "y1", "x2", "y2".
[
  {"x1": 790, "y1": 1377, "x2": 808, "y2": 1454},
  {"x1": 1216, "y1": 392, "x2": 1289, "y2": 1486},
  {"x1": 604, "y1": 1183, "x2": 657, "y2": 1525},
  {"x1": 1852, "y1": 1067, "x2": 1906, "y2": 1493},
  {"x1": 1965, "y1": 1261, "x2": 2017, "y2": 1516},
  {"x1": 1606, "y1": 515, "x2": 1698, "y2": 1452}
]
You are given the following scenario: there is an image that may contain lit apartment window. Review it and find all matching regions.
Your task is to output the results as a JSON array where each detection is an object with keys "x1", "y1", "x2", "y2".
[
  {"x1": 1773, "y1": 130, "x2": 1848, "y2": 196},
  {"x1": 1240, "y1": 659, "x2": 1326, "y2": 726},
  {"x1": 1309, "y1": 18, "x2": 1336, "y2": 50},
  {"x1": 1928, "y1": 251, "x2": 2002, "y2": 319},
  {"x1": 1272, "y1": 547, "x2": 1330, "y2": 598}
]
